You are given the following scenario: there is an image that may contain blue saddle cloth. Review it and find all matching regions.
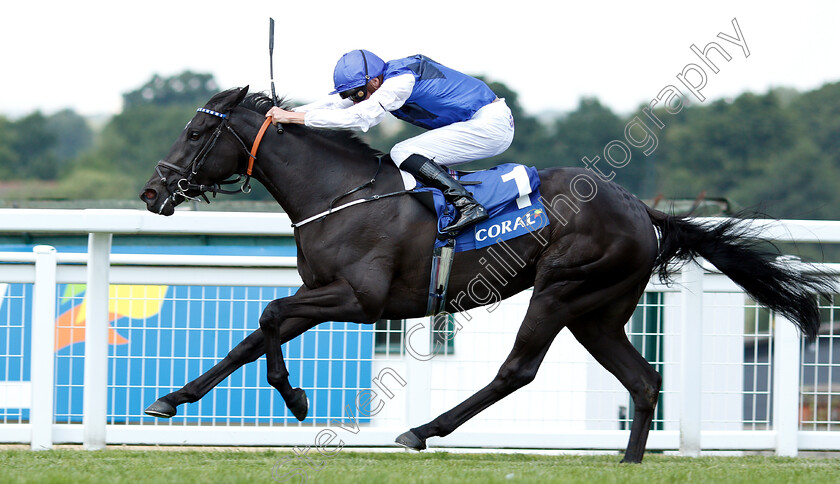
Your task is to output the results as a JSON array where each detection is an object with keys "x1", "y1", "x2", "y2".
[{"x1": 414, "y1": 163, "x2": 549, "y2": 253}]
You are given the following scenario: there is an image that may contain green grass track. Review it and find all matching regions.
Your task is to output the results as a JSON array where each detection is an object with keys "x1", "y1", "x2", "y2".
[{"x1": 2, "y1": 448, "x2": 839, "y2": 483}]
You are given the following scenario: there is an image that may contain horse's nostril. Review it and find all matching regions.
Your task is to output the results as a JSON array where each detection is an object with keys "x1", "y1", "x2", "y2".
[{"x1": 142, "y1": 189, "x2": 157, "y2": 202}]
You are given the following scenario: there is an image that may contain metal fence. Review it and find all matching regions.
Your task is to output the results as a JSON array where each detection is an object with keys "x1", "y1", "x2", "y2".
[{"x1": 1, "y1": 209, "x2": 839, "y2": 455}]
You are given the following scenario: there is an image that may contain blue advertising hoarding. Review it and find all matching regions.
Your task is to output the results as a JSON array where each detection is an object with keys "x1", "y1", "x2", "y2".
[{"x1": 0, "y1": 277, "x2": 374, "y2": 425}]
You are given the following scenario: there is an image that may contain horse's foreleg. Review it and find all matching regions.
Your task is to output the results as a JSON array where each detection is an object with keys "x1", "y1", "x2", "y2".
[
  {"x1": 144, "y1": 283, "x2": 309, "y2": 419},
  {"x1": 259, "y1": 280, "x2": 380, "y2": 421},
  {"x1": 257, "y1": 316, "x2": 322, "y2": 420},
  {"x1": 145, "y1": 328, "x2": 265, "y2": 418},
  {"x1": 397, "y1": 294, "x2": 561, "y2": 450}
]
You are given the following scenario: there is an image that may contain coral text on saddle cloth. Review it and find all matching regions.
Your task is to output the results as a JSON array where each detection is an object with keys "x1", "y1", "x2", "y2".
[{"x1": 421, "y1": 163, "x2": 549, "y2": 252}]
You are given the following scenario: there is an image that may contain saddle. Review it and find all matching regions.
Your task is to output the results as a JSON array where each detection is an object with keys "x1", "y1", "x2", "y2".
[{"x1": 410, "y1": 163, "x2": 547, "y2": 315}]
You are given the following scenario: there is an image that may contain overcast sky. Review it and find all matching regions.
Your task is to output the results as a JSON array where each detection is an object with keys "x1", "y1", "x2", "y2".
[{"x1": 2, "y1": 1, "x2": 838, "y2": 118}]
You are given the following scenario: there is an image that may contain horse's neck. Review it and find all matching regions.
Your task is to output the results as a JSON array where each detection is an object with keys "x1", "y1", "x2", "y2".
[{"x1": 253, "y1": 128, "x2": 390, "y2": 222}]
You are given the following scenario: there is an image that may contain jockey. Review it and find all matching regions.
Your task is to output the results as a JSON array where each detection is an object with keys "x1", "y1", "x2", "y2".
[{"x1": 266, "y1": 49, "x2": 515, "y2": 235}]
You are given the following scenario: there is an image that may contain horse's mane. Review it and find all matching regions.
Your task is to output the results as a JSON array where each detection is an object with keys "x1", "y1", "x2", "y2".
[
  {"x1": 240, "y1": 92, "x2": 384, "y2": 159},
  {"x1": 239, "y1": 92, "x2": 282, "y2": 115}
]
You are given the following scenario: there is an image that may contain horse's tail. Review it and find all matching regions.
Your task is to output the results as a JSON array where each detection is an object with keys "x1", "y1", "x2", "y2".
[{"x1": 646, "y1": 206, "x2": 836, "y2": 341}]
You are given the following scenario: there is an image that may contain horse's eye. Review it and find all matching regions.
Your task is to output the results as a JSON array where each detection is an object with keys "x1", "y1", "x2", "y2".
[{"x1": 189, "y1": 131, "x2": 200, "y2": 141}]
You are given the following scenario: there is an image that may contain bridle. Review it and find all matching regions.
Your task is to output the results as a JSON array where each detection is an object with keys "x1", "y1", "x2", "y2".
[
  {"x1": 154, "y1": 107, "x2": 273, "y2": 204},
  {"x1": 152, "y1": 104, "x2": 411, "y2": 226}
]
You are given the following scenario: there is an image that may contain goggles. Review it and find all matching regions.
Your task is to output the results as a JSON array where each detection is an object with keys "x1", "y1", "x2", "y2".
[{"x1": 339, "y1": 85, "x2": 369, "y2": 103}]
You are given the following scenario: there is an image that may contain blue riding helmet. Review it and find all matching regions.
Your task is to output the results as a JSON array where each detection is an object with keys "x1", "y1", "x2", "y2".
[{"x1": 330, "y1": 49, "x2": 386, "y2": 95}]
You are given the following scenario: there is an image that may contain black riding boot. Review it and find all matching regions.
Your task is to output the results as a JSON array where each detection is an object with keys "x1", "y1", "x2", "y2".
[{"x1": 401, "y1": 154, "x2": 488, "y2": 234}]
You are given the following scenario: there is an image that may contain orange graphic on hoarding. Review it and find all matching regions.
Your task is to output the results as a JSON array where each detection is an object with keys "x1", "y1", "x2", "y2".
[{"x1": 54, "y1": 285, "x2": 168, "y2": 351}]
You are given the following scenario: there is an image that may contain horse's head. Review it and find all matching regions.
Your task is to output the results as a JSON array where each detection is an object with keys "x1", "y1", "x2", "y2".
[{"x1": 140, "y1": 86, "x2": 252, "y2": 215}]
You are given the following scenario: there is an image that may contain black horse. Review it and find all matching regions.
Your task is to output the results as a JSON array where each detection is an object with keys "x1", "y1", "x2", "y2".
[{"x1": 140, "y1": 87, "x2": 834, "y2": 463}]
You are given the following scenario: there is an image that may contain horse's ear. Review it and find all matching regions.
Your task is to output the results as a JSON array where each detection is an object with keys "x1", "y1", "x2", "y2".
[
  {"x1": 235, "y1": 86, "x2": 250, "y2": 105},
  {"x1": 211, "y1": 86, "x2": 250, "y2": 112},
  {"x1": 226, "y1": 86, "x2": 249, "y2": 109}
]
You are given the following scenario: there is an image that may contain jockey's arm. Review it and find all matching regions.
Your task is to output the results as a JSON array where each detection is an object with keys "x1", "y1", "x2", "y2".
[{"x1": 266, "y1": 74, "x2": 415, "y2": 132}]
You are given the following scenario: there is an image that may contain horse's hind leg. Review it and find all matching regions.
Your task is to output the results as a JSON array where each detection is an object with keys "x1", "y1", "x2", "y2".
[
  {"x1": 396, "y1": 292, "x2": 563, "y2": 450},
  {"x1": 567, "y1": 290, "x2": 662, "y2": 464}
]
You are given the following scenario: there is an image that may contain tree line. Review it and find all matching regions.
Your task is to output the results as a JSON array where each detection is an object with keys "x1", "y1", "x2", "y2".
[{"x1": 1, "y1": 71, "x2": 838, "y2": 220}]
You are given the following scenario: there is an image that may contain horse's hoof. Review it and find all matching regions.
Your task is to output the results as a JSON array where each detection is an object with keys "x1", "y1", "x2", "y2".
[
  {"x1": 289, "y1": 388, "x2": 309, "y2": 421},
  {"x1": 144, "y1": 399, "x2": 177, "y2": 418},
  {"x1": 395, "y1": 430, "x2": 426, "y2": 451}
]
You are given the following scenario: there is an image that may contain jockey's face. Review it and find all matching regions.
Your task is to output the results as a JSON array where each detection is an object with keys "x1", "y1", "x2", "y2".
[{"x1": 354, "y1": 77, "x2": 382, "y2": 104}]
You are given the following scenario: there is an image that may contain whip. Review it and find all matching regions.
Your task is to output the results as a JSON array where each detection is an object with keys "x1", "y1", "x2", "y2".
[{"x1": 269, "y1": 17, "x2": 283, "y2": 134}]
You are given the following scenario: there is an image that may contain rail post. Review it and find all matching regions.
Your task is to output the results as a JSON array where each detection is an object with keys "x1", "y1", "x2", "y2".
[
  {"x1": 83, "y1": 232, "x2": 112, "y2": 450},
  {"x1": 680, "y1": 260, "x2": 703, "y2": 456},
  {"x1": 773, "y1": 314, "x2": 801, "y2": 456},
  {"x1": 30, "y1": 245, "x2": 57, "y2": 450}
]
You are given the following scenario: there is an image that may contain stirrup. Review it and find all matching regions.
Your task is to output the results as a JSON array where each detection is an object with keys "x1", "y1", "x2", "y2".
[{"x1": 441, "y1": 204, "x2": 488, "y2": 234}]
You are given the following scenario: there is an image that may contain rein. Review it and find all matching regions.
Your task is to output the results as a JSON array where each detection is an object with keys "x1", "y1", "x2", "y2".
[
  {"x1": 291, "y1": 157, "x2": 414, "y2": 228},
  {"x1": 154, "y1": 108, "x2": 273, "y2": 203}
]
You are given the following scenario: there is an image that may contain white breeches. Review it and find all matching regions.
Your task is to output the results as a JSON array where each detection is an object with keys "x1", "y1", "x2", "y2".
[{"x1": 390, "y1": 99, "x2": 515, "y2": 168}]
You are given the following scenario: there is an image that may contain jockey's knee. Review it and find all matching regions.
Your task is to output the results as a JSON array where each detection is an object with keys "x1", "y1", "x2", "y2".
[{"x1": 389, "y1": 144, "x2": 414, "y2": 167}]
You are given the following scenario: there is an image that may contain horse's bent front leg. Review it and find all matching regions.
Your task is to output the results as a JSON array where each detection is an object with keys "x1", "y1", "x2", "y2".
[
  {"x1": 145, "y1": 328, "x2": 265, "y2": 418},
  {"x1": 144, "y1": 283, "x2": 311, "y2": 418},
  {"x1": 259, "y1": 280, "x2": 383, "y2": 420}
]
